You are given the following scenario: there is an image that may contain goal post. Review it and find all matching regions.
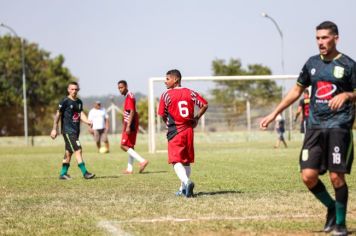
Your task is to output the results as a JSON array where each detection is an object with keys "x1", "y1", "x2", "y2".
[{"x1": 148, "y1": 75, "x2": 298, "y2": 153}]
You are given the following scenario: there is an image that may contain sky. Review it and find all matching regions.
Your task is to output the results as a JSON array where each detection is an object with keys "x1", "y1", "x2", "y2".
[{"x1": 1, "y1": 0, "x2": 356, "y2": 97}]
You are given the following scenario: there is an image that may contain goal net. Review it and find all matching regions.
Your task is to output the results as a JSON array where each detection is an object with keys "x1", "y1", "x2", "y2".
[{"x1": 148, "y1": 75, "x2": 298, "y2": 153}]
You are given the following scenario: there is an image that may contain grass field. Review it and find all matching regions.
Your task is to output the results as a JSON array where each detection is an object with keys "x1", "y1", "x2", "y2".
[{"x1": 1, "y1": 132, "x2": 356, "y2": 235}]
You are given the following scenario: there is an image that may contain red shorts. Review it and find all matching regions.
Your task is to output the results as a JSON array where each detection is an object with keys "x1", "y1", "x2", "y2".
[
  {"x1": 121, "y1": 120, "x2": 139, "y2": 148},
  {"x1": 168, "y1": 127, "x2": 194, "y2": 164}
]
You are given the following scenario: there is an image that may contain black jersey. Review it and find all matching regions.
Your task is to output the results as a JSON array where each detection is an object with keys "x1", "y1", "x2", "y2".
[
  {"x1": 297, "y1": 54, "x2": 356, "y2": 129},
  {"x1": 58, "y1": 97, "x2": 83, "y2": 134}
]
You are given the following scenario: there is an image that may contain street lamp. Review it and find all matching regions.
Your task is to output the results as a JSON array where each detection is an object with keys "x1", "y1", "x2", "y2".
[
  {"x1": 0, "y1": 23, "x2": 28, "y2": 145},
  {"x1": 261, "y1": 12, "x2": 284, "y2": 74}
]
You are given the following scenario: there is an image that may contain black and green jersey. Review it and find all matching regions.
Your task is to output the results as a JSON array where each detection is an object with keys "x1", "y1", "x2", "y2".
[
  {"x1": 297, "y1": 54, "x2": 356, "y2": 129},
  {"x1": 58, "y1": 97, "x2": 83, "y2": 134}
]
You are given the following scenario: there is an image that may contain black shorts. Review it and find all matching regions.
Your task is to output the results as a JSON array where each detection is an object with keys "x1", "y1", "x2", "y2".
[
  {"x1": 63, "y1": 133, "x2": 82, "y2": 153},
  {"x1": 299, "y1": 128, "x2": 354, "y2": 174}
]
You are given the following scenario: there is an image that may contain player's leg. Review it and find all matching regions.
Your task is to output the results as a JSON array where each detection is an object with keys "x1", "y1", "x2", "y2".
[
  {"x1": 300, "y1": 130, "x2": 335, "y2": 232},
  {"x1": 102, "y1": 129, "x2": 110, "y2": 152},
  {"x1": 67, "y1": 134, "x2": 95, "y2": 179},
  {"x1": 121, "y1": 131, "x2": 148, "y2": 173},
  {"x1": 93, "y1": 129, "x2": 101, "y2": 150},
  {"x1": 327, "y1": 129, "x2": 354, "y2": 235},
  {"x1": 60, "y1": 134, "x2": 74, "y2": 180},
  {"x1": 184, "y1": 128, "x2": 195, "y2": 198}
]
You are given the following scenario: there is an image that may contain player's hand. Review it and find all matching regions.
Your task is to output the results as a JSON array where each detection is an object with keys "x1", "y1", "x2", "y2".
[
  {"x1": 87, "y1": 121, "x2": 93, "y2": 128},
  {"x1": 259, "y1": 113, "x2": 276, "y2": 130},
  {"x1": 50, "y1": 129, "x2": 57, "y2": 140},
  {"x1": 126, "y1": 127, "x2": 131, "y2": 135},
  {"x1": 191, "y1": 117, "x2": 199, "y2": 128},
  {"x1": 328, "y1": 93, "x2": 348, "y2": 111}
]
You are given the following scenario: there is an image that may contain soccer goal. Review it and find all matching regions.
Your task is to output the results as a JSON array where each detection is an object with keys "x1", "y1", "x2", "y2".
[{"x1": 148, "y1": 75, "x2": 298, "y2": 153}]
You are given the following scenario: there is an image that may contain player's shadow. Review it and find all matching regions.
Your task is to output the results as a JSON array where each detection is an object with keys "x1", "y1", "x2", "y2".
[
  {"x1": 194, "y1": 190, "x2": 242, "y2": 196},
  {"x1": 95, "y1": 175, "x2": 121, "y2": 179},
  {"x1": 311, "y1": 228, "x2": 354, "y2": 234},
  {"x1": 140, "y1": 171, "x2": 168, "y2": 174}
]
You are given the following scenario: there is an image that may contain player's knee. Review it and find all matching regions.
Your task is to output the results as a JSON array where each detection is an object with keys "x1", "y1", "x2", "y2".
[
  {"x1": 329, "y1": 172, "x2": 345, "y2": 188},
  {"x1": 301, "y1": 174, "x2": 318, "y2": 188}
]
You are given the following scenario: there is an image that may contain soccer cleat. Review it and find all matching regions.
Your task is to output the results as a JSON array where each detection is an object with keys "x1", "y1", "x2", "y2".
[
  {"x1": 59, "y1": 174, "x2": 71, "y2": 180},
  {"x1": 185, "y1": 180, "x2": 195, "y2": 198},
  {"x1": 138, "y1": 160, "x2": 149, "y2": 173},
  {"x1": 123, "y1": 169, "x2": 133, "y2": 174},
  {"x1": 331, "y1": 224, "x2": 348, "y2": 236},
  {"x1": 175, "y1": 188, "x2": 186, "y2": 196},
  {"x1": 83, "y1": 172, "x2": 95, "y2": 179},
  {"x1": 324, "y1": 207, "x2": 336, "y2": 233}
]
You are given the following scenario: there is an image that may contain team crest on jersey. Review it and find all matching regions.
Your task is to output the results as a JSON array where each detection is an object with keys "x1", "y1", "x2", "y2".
[
  {"x1": 311, "y1": 68, "x2": 316, "y2": 75},
  {"x1": 70, "y1": 105, "x2": 73, "y2": 109},
  {"x1": 333, "y1": 66, "x2": 344, "y2": 79}
]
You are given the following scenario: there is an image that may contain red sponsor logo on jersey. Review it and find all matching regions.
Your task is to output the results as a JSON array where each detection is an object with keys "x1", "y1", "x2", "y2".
[
  {"x1": 73, "y1": 112, "x2": 80, "y2": 122},
  {"x1": 315, "y1": 81, "x2": 337, "y2": 100}
]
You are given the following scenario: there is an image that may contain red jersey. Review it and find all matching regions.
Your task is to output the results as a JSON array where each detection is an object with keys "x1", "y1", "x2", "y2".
[
  {"x1": 123, "y1": 91, "x2": 138, "y2": 131},
  {"x1": 158, "y1": 87, "x2": 208, "y2": 140}
]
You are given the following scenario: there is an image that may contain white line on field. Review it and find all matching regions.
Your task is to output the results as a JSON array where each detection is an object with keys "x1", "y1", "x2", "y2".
[
  {"x1": 111, "y1": 214, "x2": 318, "y2": 224},
  {"x1": 97, "y1": 220, "x2": 132, "y2": 236}
]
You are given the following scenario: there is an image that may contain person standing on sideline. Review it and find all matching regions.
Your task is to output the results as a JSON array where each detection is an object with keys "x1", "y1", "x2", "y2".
[
  {"x1": 88, "y1": 101, "x2": 110, "y2": 153},
  {"x1": 50, "y1": 81, "x2": 95, "y2": 180},
  {"x1": 274, "y1": 114, "x2": 287, "y2": 148},
  {"x1": 158, "y1": 69, "x2": 208, "y2": 198},
  {"x1": 260, "y1": 21, "x2": 356, "y2": 235},
  {"x1": 295, "y1": 89, "x2": 310, "y2": 134},
  {"x1": 117, "y1": 80, "x2": 148, "y2": 174}
]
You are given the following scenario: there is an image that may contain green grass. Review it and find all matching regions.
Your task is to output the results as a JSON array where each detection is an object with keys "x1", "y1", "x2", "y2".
[{"x1": 1, "y1": 133, "x2": 356, "y2": 235}]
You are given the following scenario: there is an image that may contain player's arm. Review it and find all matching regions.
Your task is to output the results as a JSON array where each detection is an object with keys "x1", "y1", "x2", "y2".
[
  {"x1": 260, "y1": 84, "x2": 304, "y2": 129},
  {"x1": 50, "y1": 110, "x2": 61, "y2": 140},
  {"x1": 328, "y1": 91, "x2": 356, "y2": 110},
  {"x1": 294, "y1": 105, "x2": 302, "y2": 121},
  {"x1": 126, "y1": 110, "x2": 135, "y2": 134},
  {"x1": 80, "y1": 111, "x2": 93, "y2": 128},
  {"x1": 192, "y1": 103, "x2": 208, "y2": 128}
]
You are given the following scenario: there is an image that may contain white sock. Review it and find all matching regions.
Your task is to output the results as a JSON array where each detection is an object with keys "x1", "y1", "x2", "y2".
[
  {"x1": 127, "y1": 148, "x2": 145, "y2": 163},
  {"x1": 173, "y1": 163, "x2": 189, "y2": 185},
  {"x1": 184, "y1": 165, "x2": 191, "y2": 178},
  {"x1": 127, "y1": 155, "x2": 134, "y2": 172}
]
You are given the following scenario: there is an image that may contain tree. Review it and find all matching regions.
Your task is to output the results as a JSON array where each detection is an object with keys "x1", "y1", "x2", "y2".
[
  {"x1": 137, "y1": 98, "x2": 148, "y2": 130},
  {"x1": 210, "y1": 58, "x2": 282, "y2": 128},
  {"x1": 0, "y1": 36, "x2": 77, "y2": 136}
]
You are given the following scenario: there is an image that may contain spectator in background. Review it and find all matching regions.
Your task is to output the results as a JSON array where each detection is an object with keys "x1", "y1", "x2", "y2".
[{"x1": 88, "y1": 101, "x2": 110, "y2": 153}]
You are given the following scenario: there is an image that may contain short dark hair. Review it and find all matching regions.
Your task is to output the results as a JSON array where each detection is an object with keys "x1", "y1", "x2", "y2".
[
  {"x1": 68, "y1": 81, "x2": 79, "y2": 87},
  {"x1": 316, "y1": 21, "x2": 338, "y2": 35},
  {"x1": 118, "y1": 80, "x2": 127, "y2": 86},
  {"x1": 304, "y1": 89, "x2": 309, "y2": 94},
  {"x1": 166, "y1": 69, "x2": 182, "y2": 80}
]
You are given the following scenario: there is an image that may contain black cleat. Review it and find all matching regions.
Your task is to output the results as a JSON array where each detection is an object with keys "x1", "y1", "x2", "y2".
[
  {"x1": 324, "y1": 207, "x2": 336, "y2": 233},
  {"x1": 185, "y1": 180, "x2": 195, "y2": 198},
  {"x1": 83, "y1": 172, "x2": 95, "y2": 179},
  {"x1": 332, "y1": 224, "x2": 348, "y2": 236},
  {"x1": 59, "y1": 174, "x2": 71, "y2": 180}
]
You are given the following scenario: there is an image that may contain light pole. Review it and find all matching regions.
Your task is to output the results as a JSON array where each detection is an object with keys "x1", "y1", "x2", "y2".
[
  {"x1": 261, "y1": 12, "x2": 285, "y2": 74},
  {"x1": 0, "y1": 23, "x2": 28, "y2": 145},
  {"x1": 261, "y1": 13, "x2": 292, "y2": 140}
]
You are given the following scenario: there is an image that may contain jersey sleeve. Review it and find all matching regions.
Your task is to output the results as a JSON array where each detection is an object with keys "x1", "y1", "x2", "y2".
[
  {"x1": 296, "y1": 63, "x2": 311, "y2": 88},
  {"x1": 103, "y1": 109, "x2": 109, "y2": 119},
  {"x1": 126, "y1": 95, "x2": 136, "y2": 111},
  {"x1": 158, "y1": 93, "x2": 167, "y2": 117},
  {"x1": 351, "y1": 61, "x2": 356, "y2": 91},
  {"x1": 88, "y1": 109, "x2": 93, "y2": 121},
  {"x1": 58, "y1": 98, "x2": 66, "y2": 113},
  {"x1": 192, "y1": 91, "x2": 208, "y2": 108}
]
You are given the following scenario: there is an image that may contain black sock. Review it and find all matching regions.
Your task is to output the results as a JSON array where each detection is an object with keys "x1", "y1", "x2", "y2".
[
  {"x1": 335, "y1": 184, "x2": 348, "y2": 226},
  {"x1": 309, "y1": 179, "x2": 335, "y2": 209}
]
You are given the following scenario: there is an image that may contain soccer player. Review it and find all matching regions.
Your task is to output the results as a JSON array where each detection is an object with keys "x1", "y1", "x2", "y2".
[
  {"x1": 294, "y1": 89, "x2": 310, "y2": 134},
  {"x1": 117, "y1": 80, "x2": 148, "y2": 174},
  {"x1": 50, "y1": 82, "x2": 95, "y2": 180},
  {"x1": 260, "y1": 21, "x2": 356, "y2": 235},
  {"x1": 88, "y1": 101, "x2": 110, "y2": 153},
  {"x1": 274, "y1": 114, "x2": 287, "y2": 148},
  {"x1": 158, "y1": 69, "x2": 208, "y2": 198}
]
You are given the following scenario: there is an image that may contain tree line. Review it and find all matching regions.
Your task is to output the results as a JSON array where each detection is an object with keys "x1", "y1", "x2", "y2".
[{"x1": 0, "y1": 36, "x2": 281, "y2": 136}]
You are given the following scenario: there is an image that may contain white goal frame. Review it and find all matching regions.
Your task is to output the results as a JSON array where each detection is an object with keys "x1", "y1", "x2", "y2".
[{"x1": 148, "y1": 75, "x2": 298, "y2": 153}]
